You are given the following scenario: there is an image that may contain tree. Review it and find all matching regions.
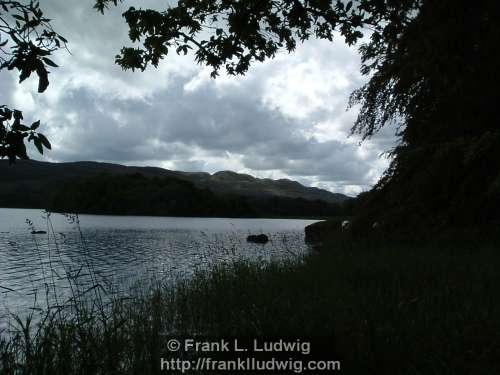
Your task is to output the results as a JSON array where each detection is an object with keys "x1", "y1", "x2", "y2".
[
  {"x1": 3, "y1": 0, "x2": 497, "y2": 231},
  {"x1": 95, "y1": 0, "x2": 499, "y2": 232},
  {"x1": 0, "y1": 0, "x2": 67, "y2": 161},
  {"x1": 348, "y1": 0, "x2": 500, "y2": 233},
  {"x1": 94, "y1": 0, "x2": 376, "y2": 75}
]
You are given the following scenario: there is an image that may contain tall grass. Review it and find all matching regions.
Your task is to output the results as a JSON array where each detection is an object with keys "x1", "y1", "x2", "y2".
[{"x1": 1, "y1": 218, "x2": 499, "y2": 374}]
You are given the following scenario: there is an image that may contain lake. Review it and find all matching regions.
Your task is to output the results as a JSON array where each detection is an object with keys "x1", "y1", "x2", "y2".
[{"x1": 0, "y1": 208, "x2": 318, "y2": 324}]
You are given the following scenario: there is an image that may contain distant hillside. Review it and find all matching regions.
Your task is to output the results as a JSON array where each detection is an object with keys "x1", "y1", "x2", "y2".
[
  {"x1": 178, "y1": 170, "x2": 347, "y2": 203},
  {"x1": 0, "y1": 160, "x2": 349, "y2": 216},
  {"x1": 47, "y1": 173, "x2": 345, "y2": 218}
]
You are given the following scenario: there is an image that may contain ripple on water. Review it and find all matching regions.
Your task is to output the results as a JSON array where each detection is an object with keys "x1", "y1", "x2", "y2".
[{"x1": 0, "y1": 209, "x2": 317, "y2": 326}]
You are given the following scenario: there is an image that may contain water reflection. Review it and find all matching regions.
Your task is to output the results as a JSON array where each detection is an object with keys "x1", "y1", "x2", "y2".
[{"x1": 0, "y1": 208, "x2": 316, "y2": 323}]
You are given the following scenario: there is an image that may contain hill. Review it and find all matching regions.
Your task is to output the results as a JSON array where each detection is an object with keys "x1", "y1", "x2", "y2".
[{"x1": 0, "y1": 160, "x2": 349, "y2": 217}]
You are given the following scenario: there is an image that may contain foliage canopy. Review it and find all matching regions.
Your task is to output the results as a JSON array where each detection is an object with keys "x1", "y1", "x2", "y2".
[{"x1": 0, "y1": 0, "x2": 67, "y2": 161}]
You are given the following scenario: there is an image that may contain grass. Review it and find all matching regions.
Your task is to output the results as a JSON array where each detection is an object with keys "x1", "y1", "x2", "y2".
[{"x1": 1, "y1": 234, "x2": 500, "y2": 374}]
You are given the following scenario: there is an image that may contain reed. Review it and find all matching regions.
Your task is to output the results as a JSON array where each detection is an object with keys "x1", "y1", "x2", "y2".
[{"x1": 1, "y1": 216, "x2": 499, "y2": 374}]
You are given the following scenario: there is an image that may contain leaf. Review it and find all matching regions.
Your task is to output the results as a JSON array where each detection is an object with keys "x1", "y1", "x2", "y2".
[
  {"x1": 36, "y1": 65, "x2": 49, "y2": 93},
  {"x1": 12, "y1": 124, "x2": 30, "y2": 132},
  {"x1": 31, "y1": 120, "x2": 40, "y2": 130},
  {"x1": 37, "y1": 133, "x2": 51, "y2": 149},
  {"x1": 33, "y1": 137, "x2": 43, "y2": 154},
  {"x1": 19, "y1": 68, "x2": 32, "y2": 83},
  {"x1": 42, "y1": 58, "x2": 58, "y2": 68},
  {"x1": 13, "y1": 110, "x2": 23, "y2": 121},
  {"x1": 2, "y1": 108, "x2": 12, "y2": 120}
]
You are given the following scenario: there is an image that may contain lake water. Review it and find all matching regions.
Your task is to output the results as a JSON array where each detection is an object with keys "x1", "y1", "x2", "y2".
[{"x1": 0, "y1": 208, "x2": 318, "y2": 324}]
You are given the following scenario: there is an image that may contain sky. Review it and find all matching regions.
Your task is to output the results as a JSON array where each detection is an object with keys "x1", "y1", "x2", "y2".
[{"x1": 0, "y1": 1, "x2": 398, "y2": 196}]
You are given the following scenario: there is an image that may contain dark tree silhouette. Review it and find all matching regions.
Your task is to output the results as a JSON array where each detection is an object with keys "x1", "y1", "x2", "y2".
[
  {"x1": 348, "y1": 0, "x2": 500, "y2": 233},
  {"x1": 3, "y1": 1, "x2": 497, "y2": 232},
  {"x1": 95, "y1": 0, "x2": 499, "y2": 232},
  {"x1": 0, "y1": 0, "x2": 66, "y2": 161}
]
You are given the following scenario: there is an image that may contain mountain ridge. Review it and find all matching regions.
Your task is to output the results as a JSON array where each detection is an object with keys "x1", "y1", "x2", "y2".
[{"x1": 0, "y1": 160, "x2": 349, "y2": 210}]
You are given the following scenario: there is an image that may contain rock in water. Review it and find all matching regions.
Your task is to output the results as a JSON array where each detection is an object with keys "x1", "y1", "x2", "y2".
[{"x1": 247, "y1": 234, "x2": 269, "y2": 244}]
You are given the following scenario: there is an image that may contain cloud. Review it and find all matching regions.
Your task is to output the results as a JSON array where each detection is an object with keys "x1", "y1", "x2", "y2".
[{"x1": 0, "y1": 1, "x2": 398, "y2": 196}]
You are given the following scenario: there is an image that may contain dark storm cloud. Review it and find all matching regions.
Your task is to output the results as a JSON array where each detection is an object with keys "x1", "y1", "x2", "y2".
[{"x1": 1, "y1": 0, "x2": 398, "y2": 195}]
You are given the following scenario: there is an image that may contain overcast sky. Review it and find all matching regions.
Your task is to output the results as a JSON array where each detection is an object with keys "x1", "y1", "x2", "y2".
[{"x1": 0, "y1": 1, "x2": 398, "y2": 196}]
